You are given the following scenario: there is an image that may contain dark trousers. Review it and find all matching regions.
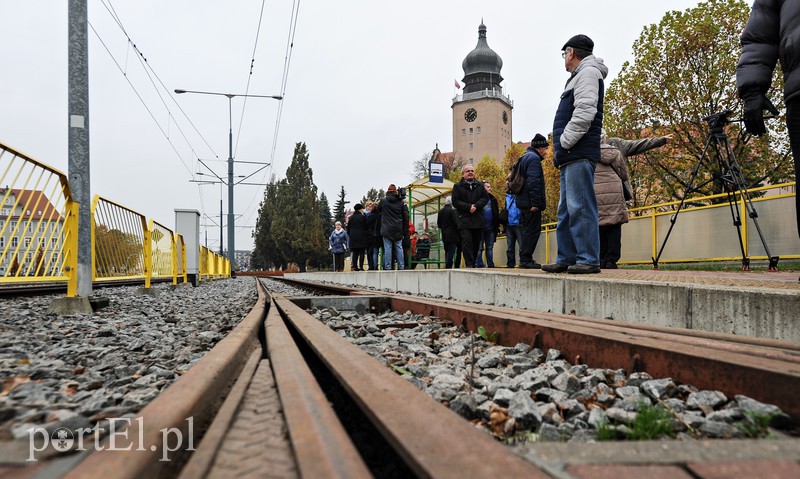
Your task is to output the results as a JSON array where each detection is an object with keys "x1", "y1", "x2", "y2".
[
  {"x1": 333, "y1": 252, "x2": 345, "y2": 271},
  {"x1": 599, "y1": 223, "x2": 622, "y2": 267},
  {"x1": 459, "y1": 228, "x2": 483, "y2": 268},
  {"x1": 786, "y1": 98, "x2": 800, "y2": 239},
  {"x1": 519, "y1": 209, "x2": 542, "y2": 264},
  {"x1": 351, "y1": 248, "x2": 365, "y2": 270},
  {"x1": 443, "y1": 240, "x2": 460, "y2": 269},
  {"x1": 505, "y1": 225, "x2": 521, "y2": 267},
  {"x1": 367, "y1": 245, "x2": 378, "y2": 270}
]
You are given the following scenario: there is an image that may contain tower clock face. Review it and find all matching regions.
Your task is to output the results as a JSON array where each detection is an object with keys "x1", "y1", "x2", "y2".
[
  {"x1": 502, "y1": 111, "x2": 508, "y2": 124},
  {"x1": 465, "y1": 108, "x2": 477, "y2": 122}
]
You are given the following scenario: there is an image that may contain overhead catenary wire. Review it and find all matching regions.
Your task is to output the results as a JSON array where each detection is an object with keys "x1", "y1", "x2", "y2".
[{"x1": 239, "y1": 0, "x2": 302, "y2": 233}]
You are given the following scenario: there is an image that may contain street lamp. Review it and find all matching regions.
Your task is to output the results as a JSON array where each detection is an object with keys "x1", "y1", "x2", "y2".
[{"x1": 175, "y1": 88, "x2": 282, "y2": 275}]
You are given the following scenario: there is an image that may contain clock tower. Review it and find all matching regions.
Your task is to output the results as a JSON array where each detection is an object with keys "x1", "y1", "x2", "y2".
[{"x1": 452, "y1": 22, "x2": 513, "y2": 167}]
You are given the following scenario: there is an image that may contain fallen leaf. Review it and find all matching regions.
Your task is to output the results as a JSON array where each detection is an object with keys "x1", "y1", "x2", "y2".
[{"x1": 1, "y1": 376, "x2": 30, "y2": 396}]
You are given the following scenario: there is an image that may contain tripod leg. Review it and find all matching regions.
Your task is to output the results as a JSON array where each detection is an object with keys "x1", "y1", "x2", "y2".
[
  {"x1": 653, "y1": 134, "x2": 716, "y2": 269},
  {"x1": 719, "y1": 135, "x2": 779, "y2": 271}
]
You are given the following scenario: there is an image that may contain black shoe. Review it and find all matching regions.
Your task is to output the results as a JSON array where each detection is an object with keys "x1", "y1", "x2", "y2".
[
  {"x1": 542, "y1": 263, "x2": 569, "y2": 273},
  {"x1": 567, "y1": 264, "x2": 601, "y2": 274},
  {"x1": 506, "y1": 264, "x2": 516, "y2": 268},
  {"x1": 605, "y1": 262, "x2": 618, "y2": 269},
  {"x1": 520, "y1": 262, "x2": 542, "y2": 269}
]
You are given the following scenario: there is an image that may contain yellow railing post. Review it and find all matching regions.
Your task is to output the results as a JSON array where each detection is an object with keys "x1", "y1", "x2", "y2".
[
  {"x1": 65, "y1": 200, "x2": 80, "y2": 297},
  {"x1": 171, "y1": 231, "x2": 179, "y2": 285},
  {"x1": 143, "y1": 227, "x2": 152, "y2": 289},
  {"x1": 740, "y1": 193, "x2": 749, "y2": 258}
]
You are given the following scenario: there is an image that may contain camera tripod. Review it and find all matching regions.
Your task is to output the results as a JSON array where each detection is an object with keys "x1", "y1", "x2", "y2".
[{"x1": 652, "y1": 110, "x2": 779, "y2": 271}]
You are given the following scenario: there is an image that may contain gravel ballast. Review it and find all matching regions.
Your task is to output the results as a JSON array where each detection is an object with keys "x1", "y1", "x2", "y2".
[{"x1": 0, "y1": 277, "x2": 257, "y2": 442}]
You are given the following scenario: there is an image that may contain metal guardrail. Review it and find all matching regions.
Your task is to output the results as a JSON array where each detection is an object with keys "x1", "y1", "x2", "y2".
[
  {"x1": 1, "y1": 141, "x2": 229, "y2": 295},
  {"x1": 0, "y1": 143, "x2": 78, "y2": 294},
  {"x1": 532, "y1": 182, "x2": 798, "y2": 266}
]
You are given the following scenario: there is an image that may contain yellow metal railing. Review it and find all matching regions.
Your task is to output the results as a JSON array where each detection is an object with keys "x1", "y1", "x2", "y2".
[
  {"x1": 2, "y1": 143, "x2": 229, "y2": 292},
  {"x1": 533, "y1": 182, "x2": 798, "y2": 265},
  {"x1": 0, "y1": 142, "x2": 77, "y2": 294},
  {"x1": 92, "y1": 195, "x2": 147, "y2": 282}
]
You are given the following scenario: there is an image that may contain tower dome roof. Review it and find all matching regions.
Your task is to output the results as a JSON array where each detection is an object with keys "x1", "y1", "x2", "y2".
[{"x1": 462, "y1": 22, "x2": 503, "y2": 78}]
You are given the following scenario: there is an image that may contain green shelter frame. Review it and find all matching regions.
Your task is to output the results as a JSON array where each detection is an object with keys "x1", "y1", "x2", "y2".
[{"x1": 405, "y1": 177, "x2": 455, "y2": 269}]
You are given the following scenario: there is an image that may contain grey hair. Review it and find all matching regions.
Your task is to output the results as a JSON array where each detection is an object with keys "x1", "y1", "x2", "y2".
[{"x1": 445, "y1": 196, "x2": 452, "y2": 205}]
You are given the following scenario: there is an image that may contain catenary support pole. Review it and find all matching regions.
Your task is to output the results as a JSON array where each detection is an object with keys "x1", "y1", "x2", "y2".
[{"x1": 68, "y1": 0, "x2": 92, "y2": 297}]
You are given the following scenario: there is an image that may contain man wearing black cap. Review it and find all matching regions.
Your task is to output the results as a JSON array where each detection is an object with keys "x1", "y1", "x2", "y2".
[
  {"x1": 514, "y1": 134, "x2": 548, "y2": 268},
  {"x1": 544, "y1": 34, "x2": 608, "y2": 274}
]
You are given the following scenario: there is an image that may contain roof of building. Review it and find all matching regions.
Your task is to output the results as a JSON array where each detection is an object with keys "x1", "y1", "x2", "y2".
[
  {"x1": 462, "y1": 22, "x2": 503, "y2": 79},
  {"x1": 0, "y1": 189, "x2": 64, "y2": 222}
]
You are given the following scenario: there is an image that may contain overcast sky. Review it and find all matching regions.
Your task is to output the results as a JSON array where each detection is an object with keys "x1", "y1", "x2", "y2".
[{"x1": 0, "y1": 0, "x2": 712, "y2": 252}]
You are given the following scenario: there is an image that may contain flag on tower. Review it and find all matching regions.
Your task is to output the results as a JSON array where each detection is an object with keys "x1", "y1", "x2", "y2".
[{"x1": 454, "y1": 79, "x2": 461, "y2": 90}]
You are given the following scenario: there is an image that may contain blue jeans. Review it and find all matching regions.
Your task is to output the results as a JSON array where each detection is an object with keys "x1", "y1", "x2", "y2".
[
  {"x1": 367, "y1": 245, "x2": 379, "y2": 270},
  {"x1": 555, "y1": 159, "x2": 600, "y2": 266},
  {"x1": 382, "y1": 237, "x2": 404, "y2": 270},
  {"x1": 475, "y1": 229, "x2": 496, "y2": 267},
  {"x1": 505, "y1": 225, "x2": 520, "y2": 267}
]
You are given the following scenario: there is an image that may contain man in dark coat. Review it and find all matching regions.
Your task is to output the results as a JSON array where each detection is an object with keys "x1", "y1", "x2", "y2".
[
  {"x1": 346, "y1": 204, "x2": 369, "y2": 271},
  {"x1": 436, "y1": 196, "x2": 462, "y2": 268},
  {"x1": 451, "y1": 165, "x2": 489, "y2": 268},
  {"x1": 475, "y1": 181, "x2": 500, "y2": 267},
  {"x1": 376, "y1": 184, "x2": 408, "y2": 270},
  {"x1": 737, "y1": 0, "x2": 800, "y2": 270},
  {"x1": 515, "y1": 134, "x2": 548, "y2": 269}
]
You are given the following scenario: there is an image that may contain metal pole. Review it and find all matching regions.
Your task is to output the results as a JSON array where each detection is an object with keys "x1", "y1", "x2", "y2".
[
  {"x1": 219, "y1": 196, "x2": 223, "y2": 256},
  {"x1": 227, "y1": 95, "x2": 237, "y2": 276},
  {"x1": 68, "y1": 0, "x2": 91, "y2": 297}
]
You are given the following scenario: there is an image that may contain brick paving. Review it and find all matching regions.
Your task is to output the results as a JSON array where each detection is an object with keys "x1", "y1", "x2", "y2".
[{"x1": 206, "y1": 359, "x2": 298, "y2": 479}]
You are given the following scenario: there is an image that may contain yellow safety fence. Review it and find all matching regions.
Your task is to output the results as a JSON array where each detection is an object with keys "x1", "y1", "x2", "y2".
[
  {"x1": 1, "y1": 141, "x2": 228, "y2": 294},
  {"x1": 0, "y1": 143, "x2": 77, "y2": 293},
  {"x1": 535, "y1": 182, "x2": 798, "y2": 265}
]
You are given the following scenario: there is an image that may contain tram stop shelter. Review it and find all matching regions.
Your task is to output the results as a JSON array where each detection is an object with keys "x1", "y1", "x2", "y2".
[{"x1": 405, "y1": 177, "x2": 455, "y2": 269}]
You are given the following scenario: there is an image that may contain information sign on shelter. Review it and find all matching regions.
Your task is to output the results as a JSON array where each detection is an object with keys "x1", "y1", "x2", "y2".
[{"x1": 429, "y1": 162, "x2": 444, "y2": 183}]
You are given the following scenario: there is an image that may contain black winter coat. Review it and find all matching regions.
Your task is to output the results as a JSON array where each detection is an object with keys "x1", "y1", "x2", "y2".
[
  {"x1": 376, "y1": 193, "x2": 408, "y2": 241},
  {"x1": 515, "y1": 147, "x2": 546, "y2": 211},
  {"x1": 346, "y1": 211, "x2": 369, "y2": 249},
  {"x1": 451, "y1": 179, "x2": 489, "y2": 230},
  {"x1": 436, "y1": 204, "x2": 460, "y2": 244},
  {"x1": 737, "y1": 0, "x2": 800, "y2": 103},
  {"x1": 365, "y1": 210, "x2": 381, "y2": 247}
]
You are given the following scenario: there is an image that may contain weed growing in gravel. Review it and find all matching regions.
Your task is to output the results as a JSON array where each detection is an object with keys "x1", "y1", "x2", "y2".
[
  {"x1": 628, "y1": 404, "x2": 674, "y2": 440},
  {"x1": 596, "y1": 418, "x2": 618, "y2": 441},
  {"x1": 596, "y1": 404, "x2": 674, "y2": 441},
  {"x1": 738, "y1": 411, "x2": 777, "y2": 438},
  {"x1": 477, "y1": 325, "x2": 499, "y2": 343}
]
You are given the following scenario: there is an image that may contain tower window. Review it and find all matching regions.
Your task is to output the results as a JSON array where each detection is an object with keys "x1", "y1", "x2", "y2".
[
  {"x1": 477, "y1": 127, "x2": 481, "y2": 134},
  {"x1": 462, "y1": 128, "x2": 466, "y2": 136},
  {"x1": 469, "y1": 128, "x2": 473, "y2": 135},
  {"x1": 469, "y1": 142, "x2": 474, "y2": 149}
]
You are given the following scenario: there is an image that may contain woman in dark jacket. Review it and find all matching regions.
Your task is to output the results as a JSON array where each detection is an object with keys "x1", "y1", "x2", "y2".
[
  {"x1": 347, "y1": 204, "x2": 369, "y2": 271},
  {"x1": 364, "y1": 201, "x2": 380, "y2": 270}
]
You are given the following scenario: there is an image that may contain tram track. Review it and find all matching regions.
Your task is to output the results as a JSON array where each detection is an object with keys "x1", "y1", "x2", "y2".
[{"x1": 10, "y1": 276, "x2": 798, "y2": 478}]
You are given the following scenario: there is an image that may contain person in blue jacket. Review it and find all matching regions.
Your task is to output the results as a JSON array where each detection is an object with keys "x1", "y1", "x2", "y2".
[
  {"x1": 544, "y1": 34, "x2": 608, "y2": 275},
  {"x1": 515, "y1": 134, "x2": 548, "y2": 268},
  {"x1": 328, "y1": 221, "x2": 349, "y2": 272}
]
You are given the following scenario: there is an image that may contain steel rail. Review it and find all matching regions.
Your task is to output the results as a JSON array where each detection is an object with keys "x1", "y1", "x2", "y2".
[
  {"x1": 265, "y1": 292, "x2": 372, "y2": 479},
  {"x1": 63, "y1": 278, "x2": 268, "y2": 479},
  {"x1": 277, "y1": 278, "x2": 800, "y2": 421},
  {"x1": 271, "y1": 295, "x2": 548, "y2": 479}
]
